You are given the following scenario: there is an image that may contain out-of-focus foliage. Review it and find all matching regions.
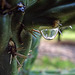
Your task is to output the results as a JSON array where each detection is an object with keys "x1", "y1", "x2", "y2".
[
  {"x1": 32, "y1": 56, "x2": 75, "y2": 71},
  {"x1": 0, "y1": 0, "x2": 75, "y2": 75}
]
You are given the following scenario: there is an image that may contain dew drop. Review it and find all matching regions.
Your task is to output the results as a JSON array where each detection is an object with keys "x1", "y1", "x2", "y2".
[{"x1": 41, "y1": 28, "x2": 58, "y2": 40}]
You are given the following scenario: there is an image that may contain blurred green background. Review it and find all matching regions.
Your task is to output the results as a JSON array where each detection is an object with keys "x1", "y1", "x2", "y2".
[{"x1": 30, "y1": 25, "x2": 75, "y2": 75}]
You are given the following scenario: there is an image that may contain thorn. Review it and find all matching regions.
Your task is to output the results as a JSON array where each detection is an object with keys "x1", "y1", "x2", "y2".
[
  {"x1": 29, "y1": 31, "x2": 37, "y2": 38},
  {"x1": 3, "y1": 6, "x2": 17, "y2": 14},
  {"x1": 19, "y1": 22, "x2": 21, "y2": 24},
  {"x1": 8, "y1": 51, "x2": 11, "y2": 54},
  {"x1": 1, "y1": 0, "x2": 11, "y2": 10},
  {"x1": 10, "y1": 54, "x2": 12, "y2": 64},
  {"x1": 32, "y1": 29, "x2": 40, "y2": 33},
  {"x1": 21, "y1": 23, "x2": 25, "y2": 27},
  {"x1": 2, "y1": 0, "x2": 5, "y2": 9},
  {"x1": 15, "y1": 52, "x2": 27, "y2": 59},
  {"x1": 59, "y1": 23, "x2": 62, "y2": 26},
  {"x1": 9, "y1": 40, "x2": 15, "y2": 46},
  {"x1": 15, "y1": 56, "x2": 22, "y2": 67},
  {"x1": 28, "y1": 53, "x2": 31, "y2": 56},
  {"x1": 29, "y1": 29, "x2": 41, "y2": 38},
  {"x1": 17, "y1": 2, "x2": 24, "y2": 7},
  {"x1": 29, "y1": 50, "x2": 32, "y2": 53},
  {"x1": 17, "y1": 47, "x2": 24, "y2": 51},
  {"x1": 18, "y1": 67, "x2": 21, "y2": 72},
  {"x1": 53, "y1": 20, "x2": 60, "y2": 27},
  {"x1": 21, "y1": 43, "x2": 24, "y2": 45},
  {"x1": 28, "y1": 54, "x2": 33, "y2": 58}
]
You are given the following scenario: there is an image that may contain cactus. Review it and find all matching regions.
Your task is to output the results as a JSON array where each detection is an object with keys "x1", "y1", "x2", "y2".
[
  {"x1": 18, "y1": 33, "x2": 41, "y2": 75},
  {"x1": 0, "y1": 0, "x2": 75, "y2": 75}
]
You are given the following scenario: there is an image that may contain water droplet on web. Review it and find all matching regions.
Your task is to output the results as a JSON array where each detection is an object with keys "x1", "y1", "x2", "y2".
[{"x1": 41, "y1": 28, "x2": 59, "y2": 40}]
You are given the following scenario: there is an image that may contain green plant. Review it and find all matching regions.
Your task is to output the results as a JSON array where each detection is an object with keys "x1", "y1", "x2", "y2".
[
  {"x1": 0, "y1": 0, "x2": 75, "y2": 75},
  {"x1": 32, "y1": 57, "x2": 75, "y2": 71}
]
